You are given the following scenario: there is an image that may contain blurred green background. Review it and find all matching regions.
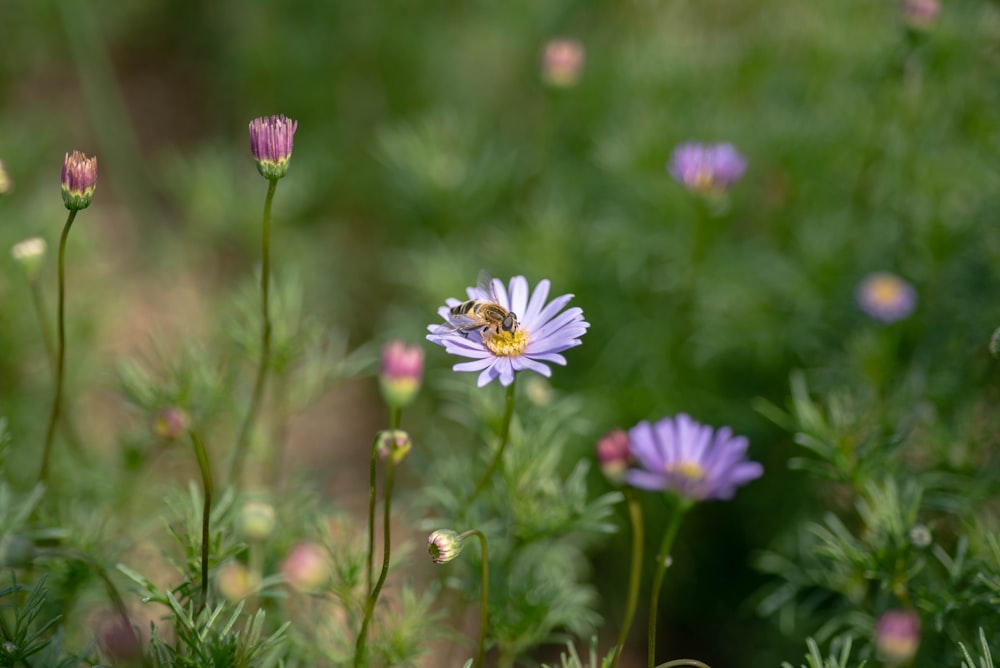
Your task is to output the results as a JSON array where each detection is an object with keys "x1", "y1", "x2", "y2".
[{"x1": 2, "y1": 0, "x2": 1000, "y2": 666}]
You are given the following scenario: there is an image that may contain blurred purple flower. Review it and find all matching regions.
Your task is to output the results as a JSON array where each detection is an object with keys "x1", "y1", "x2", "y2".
[
  {"x1": 875, "y1": 609, "x2": 920, "y2": 664},
  {"x1": 249, "y1": 114, "x2": 298, "y2": 180},
  {"x1": 856, "y1": 272, "x2": 917, "y2": 323},
  {"x1": 668, "y1": 142, "x2": 747, "y2": 194},
  {"x1": 427, "y1": 275, "x2": 588, "y2": 387},
  {"x1": 596, "y1": 428, "x2": 633, "y2": 485},
  {"x1": 379, "y1": 340, "x2": 424, "y2": 407},
  {"x1": 626, "y1": 414, "x2": 762, "y2": 501}
]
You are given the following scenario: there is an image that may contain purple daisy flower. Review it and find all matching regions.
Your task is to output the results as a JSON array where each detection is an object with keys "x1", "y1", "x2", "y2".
[
  {"x1": 626, "y1": 414, "x2": 762, "y2": 501},
  {"x1": 427, "y1": 274, "x2": 588, "y2": 387},
  {"x1": 855, "y1": 272, "x2": 917, "y2": 323},
  {"x1": 667, "y1": 142, "x2": 747, "y2": 193}
]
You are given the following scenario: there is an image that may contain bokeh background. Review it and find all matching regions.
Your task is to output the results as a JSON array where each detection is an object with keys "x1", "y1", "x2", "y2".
[{"x1": 2, "y1": 1, "x2": 1000, "y2": 666}]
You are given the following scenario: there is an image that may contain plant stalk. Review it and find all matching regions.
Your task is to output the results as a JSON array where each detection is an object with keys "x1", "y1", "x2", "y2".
[
  {"x1": 647, "y1": 498, "x2": 691, "y2": 668},
  {"x1": 466, "y1": 379, "x2": 516, "y2": 504},
  {"x1": 611, "y1": 488, "x2": 644, "y2": 668}
]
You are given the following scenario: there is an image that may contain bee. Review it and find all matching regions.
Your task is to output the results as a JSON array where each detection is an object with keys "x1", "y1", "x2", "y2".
[{"x1": 446, "y1": 271, "x2": 519, "y2": 338}]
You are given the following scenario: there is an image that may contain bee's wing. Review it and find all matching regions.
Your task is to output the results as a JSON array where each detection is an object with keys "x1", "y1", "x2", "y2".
[{"x1": 477, "y1": 269, "x2": 501, "y2": 303}]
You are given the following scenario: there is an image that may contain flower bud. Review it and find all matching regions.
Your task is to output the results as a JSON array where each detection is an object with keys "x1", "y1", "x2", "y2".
[
  {"x1": 249, "y1": 114, "x2": 298, "y2": 180},
  {"x1": 379, "y1": 341, "x2": 424, "y2": 408},
  {"x1": 376, "y1": 429, "x2": 412, "y2": 464},
  {"x1": 902, "y1": 0, "x2": 940, "y2": 31},
  {"x1": 61, "y1": 150, "x2": 98, "y2": 211},
  {"x1": 281, "y1": 541, "x2": 330, "y2": 593},
  {"x1": 427, "y1": 529, "x2": 464, "y2": 564},
  {"x1": 217, "y1": 561, "x2": 259, "y2": 602},
  {"x1": 239, "y1": 500, "x2": 277, "y2": 541},
  {"x1": 875, "y1": 609, "x2": 920, "y2": 665},
  {"x1": 97, "y1": 613, "x2": 145, "y2": 666},
  {"x1": 0, "y1": 160, "x2": 12, "y2": 196},
  {"x1": 908, "y1": 524, "x2": 932, "y2": 548},
  {"x1": 11, "y1": 238, "x2": 46, "y2": 281},
  {"x1": 541, "y1": 38, "x2": 585, "y2": 87},
  {"x1": 152, "y1": 407, "x2": 190, "y2": 442},
  {"x1": 596, "y1": 429, "x2": 632, "y2": 485}
]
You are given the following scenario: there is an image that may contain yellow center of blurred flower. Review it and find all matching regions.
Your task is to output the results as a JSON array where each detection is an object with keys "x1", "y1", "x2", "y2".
[
  {"x1": 484, "y1": 329, "x2": 529, "y2": 357},
  {"x1": 666, "y1": 460, "x2": 705, "y2": 482},
  {"x1": 867, "y1": 276, "x2": 904, "y2": 306}
]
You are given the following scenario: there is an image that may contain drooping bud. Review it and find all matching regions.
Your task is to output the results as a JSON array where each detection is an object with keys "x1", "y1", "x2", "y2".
[
  {"x1": 376, "y1": 429, "x2": 412, "y2": 464},
  {"x1": 875, "y1": 609, "x2": 920, "y2": 665},
  {"x1": 152, "y1": 407, "x2": 190, "y2": 442},
  {"x1": 541, "y1": 38, "x2": 585, "y2": 88},
  {"x1": 249, "y1": 115, "x2": 298, "y2": 180},
  {"x1": 902, "y1": 0, "x2": 940, "y2": 31},
  {"x1": 60, "y1": 150, "x2": 98, "y2": 211},
  {"x1": 379, "y1": 341, "x2": 424, "y2": 408},
  {"x1": 281, "y1": 541, "x2": 330, "y2": 593},
  {"x1": 240, "y1": 500, "x2": 277, "y2": 541},
  {"x1": 427, "y1": 529, "x2": 464, "y2": 564},
  {"x1": 596, "y1": 428, "x2": 632, "y2": 485},
  {"x1": 11, "y1": 238, "x2": 47, "y2": 281}
]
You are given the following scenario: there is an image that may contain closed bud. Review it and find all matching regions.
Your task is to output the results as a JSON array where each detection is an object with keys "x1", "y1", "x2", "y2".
[
  {"x1": 11, "y1": 238, "x2": 46, "y2": 281},
  {"x1": 875, "y1": 609, "x2": 920, "y2": 665},
  {"x1": 152, "y1": 407, "x2": 189, "y2": 442},
  {"x1": 61, "y1": 150, "x2": 98, "y2": 211},
  {"x1": 902, "y1": 0, "x2": 940, "y2": 31},
  {"x1": 427, "y1": 529, "x2": 464, "y2": 564},
  {"x1": 281, "y1": 541, "x2": 330, "y2": 593},
  {"x1": 97, "y1": 613, "x2": 145, "y2": 666},
  {"x1": 217, "y1": 561, "x2": 259, "y2": 602},
  {"x1": 596, "y1": 429, "x2": 632, "y2": 485},
  {"x1": 541, "y1": 38, "x2": 585, "y2": 88},
  {"x1": 376, "y1": 429, "x2": 412, "y2": 464},
  {"x1": 240, "y1": 500, "x2": 277, "y2": 541},
  {"x1": 908, "y1": 524, "x2": 932, "y2": 548},
  {"x1": 0, "y1": 160, "x2": 12, "y2": 195},
  {"x1": 379, "y1": 341, "x2": 424, "y2": 408},
  {"x1": 249, "y1": 115, "x2": 298, "y2": 180}
]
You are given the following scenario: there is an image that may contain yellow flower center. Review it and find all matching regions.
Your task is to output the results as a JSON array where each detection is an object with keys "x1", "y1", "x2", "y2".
[
  {"x1": 483, "y1": 328, "x2": 529, "y2": 357},
  {"x1": 867, "y1": 276, "x2": 904, "y2": 306},
  {"x1": 665, "y1": 460, "x2": 705, "y2": 482}
]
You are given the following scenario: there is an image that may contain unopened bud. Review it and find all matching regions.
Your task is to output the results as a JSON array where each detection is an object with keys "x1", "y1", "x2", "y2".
[
  {"x1": 596, "y1": 429, "x2": 632, "y2": 485},
  {"x1": 152, "y1": 407, "x2": 189, "y2": 442},
  {"x1": 281, "y1": 542, "x2": 330, "y2": 593},
  {"x1": 908, "y1": 524, "x2": 932, "y2": 548},
  {"x1": 240, "y1": 501, "x2": 277, "y2": 541},
  {"x1": 11, "y1": 238, "x2": 46, "y2": 281},
  {"x1": 217, "y1": 561, "x2": 259, "y2": 602},
  {"x1": 427, "y1": 529, "x2": 464, "y2": 564},
  {"x1": 61, "y1": 150, "x2": 98, "y2": 211},
  {"x1": 0, "y1": 160, "x2": 12, "y2": 196},
  {"x1": 249, "y1": 115, "x2": 298, "y2": 180},
  {"x1": 379, "y1": 341, "x2": 424, "y2": 408},
  {"x1": 875, "y1": 609, "x2": 920, "y2": 665}
]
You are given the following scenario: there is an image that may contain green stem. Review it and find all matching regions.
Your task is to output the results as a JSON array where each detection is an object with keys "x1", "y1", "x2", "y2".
[
  {"x1": 460, "y1": 529, "x2": 489, "y2": 668},
  {"x1": 647, "y1": 498, "x2": 692, "y2": 668},
  {"x1": 355, "y1": 458, "x2": 397, "y2": 666},
  {"x1": 39, "y1": 210, "x2": 77, "y2": 484},
  {"x1": 611, "y1": 488, "x2": 644, "y2": 668},
  {"x1": 364, "y1": 432, "x2": 380, "y2": 598},
  {"x1": 465, "y1": 379, "x2": 516, "y2": 504},
  {"x1": 231, "y1": 177, "x2": 278, "y2": 487},
  {"x1": 655, "y1": 661, "x2": 711, "y2": 668},
  {"x1": 190, "y1": 430, "x2": 214, "y2": 612},
  {"x1": 28, "y1": 278, "x2": 85, "y2": 459}
]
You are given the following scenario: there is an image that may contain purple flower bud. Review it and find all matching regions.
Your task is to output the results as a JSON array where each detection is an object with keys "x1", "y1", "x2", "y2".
[
  {"x1": 282, "y1": 541, "x2": 330, "y2": 593},
  {"x1": 379, "y1": 341, "x2": 424, "y2": 408},
  {"x1": 541, "y1": 39, "x2": 585, "y2": 87},
  {"x1": 61, "y1": 150, "x2": 97, "y2": 211},
  {"x1": 902, "y1": 0, "x2": 940, "y2": 31},
  {"x1": 596, "y1": 429, "x2": 632, "y2": 485},
  {"x1": 668, "y1": 142, "x2": 747, "y2": 194},
  {"x1": 376, "y1": 429, "x2": 412, "y2": 464},
  {"x1": 875, "y1": 609, "x2": 920, "y2": 664},
  {"x1": 97, "y1": 613, "x2": 145, "y2": 665},
  {"x1": 152, "y1": 407, "x2": 190, "y2": 442},
  {"x1": 249, "y1": 114, "x2": 298, "y2": 180}
]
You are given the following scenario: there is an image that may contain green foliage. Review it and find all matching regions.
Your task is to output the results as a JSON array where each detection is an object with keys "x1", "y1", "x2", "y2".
[{"x1": 780, "y1": 636, "x2": 864, "y2": 668}]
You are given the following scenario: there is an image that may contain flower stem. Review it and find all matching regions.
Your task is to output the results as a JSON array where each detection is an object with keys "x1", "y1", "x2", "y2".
[
  {"x1": 611, "y1": 488, "x2": 644, "y2": 668},
  {"x1": 355, "y1": 457, "x2": 397, "y2": 666},
  {"x1": 466, "y1": 379, "x2": 516, "y2": 504},
  {"x1": 647, "y1": 498, "x2": 692, "y2": 668},
  {"x1": 39, "y1": 210, "x2": 77, "y2": 484},
  {"x1": 231, "y1": 177, "x2": 278, "y2": 488},
  {"x1": 365, "y1": 408, "x2": 400, "y2": 597},
  {"x1": 460, "y1": 529, "x2": 490, "y2": 668},
  {"x1": 28, "y1": 277, "x2": 85, "y2": 459},
  {"x1": 190, "y1": 429, "x2": 214, "y2": 613}
]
